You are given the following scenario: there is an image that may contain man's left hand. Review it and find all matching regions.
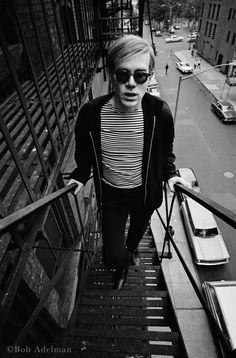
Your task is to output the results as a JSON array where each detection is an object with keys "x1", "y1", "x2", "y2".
[{"x1": 167, "y1": 176, "x2": 191, "y2": 193}]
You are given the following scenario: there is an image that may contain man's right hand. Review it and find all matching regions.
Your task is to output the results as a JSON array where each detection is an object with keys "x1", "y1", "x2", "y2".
[{"x1": 67, "y1": 179, "x2": 84, "y2": 195}]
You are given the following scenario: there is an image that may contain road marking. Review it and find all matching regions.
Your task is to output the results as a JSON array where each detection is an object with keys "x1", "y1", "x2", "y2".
[{"x1": 224, "y1": 172, "x2": 234, "y2": 178}]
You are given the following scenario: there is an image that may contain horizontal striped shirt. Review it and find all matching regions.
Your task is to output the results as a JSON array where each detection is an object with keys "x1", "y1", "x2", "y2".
[{"x1": 101, "y1": 101, "x2": 144, "y2": 188}]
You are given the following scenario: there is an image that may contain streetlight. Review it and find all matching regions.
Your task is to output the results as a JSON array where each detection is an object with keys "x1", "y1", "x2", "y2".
[
  {"x1": 173, "y1": 62, "x2": 235, "y2": 124},
  {"x1": 161, "y1": 3, "x2": 181, "y2": 31}
]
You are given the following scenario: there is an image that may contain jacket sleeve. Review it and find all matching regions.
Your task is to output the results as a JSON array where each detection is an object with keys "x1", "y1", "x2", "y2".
[
  {"x1": 161, "y1": 102, "x2": 177, "y2": 181},
  {"x1": 69, "y1": 103, "x2": 93, "y2": 185}
]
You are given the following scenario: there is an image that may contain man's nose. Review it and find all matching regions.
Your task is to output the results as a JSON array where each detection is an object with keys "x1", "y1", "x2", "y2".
[{"x1": 126, "y1": 75, "x2": 136, "y2": 86}]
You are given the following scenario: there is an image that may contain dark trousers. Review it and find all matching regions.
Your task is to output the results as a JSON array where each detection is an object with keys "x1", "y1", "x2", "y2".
[{"x1": 101, "y1": 182, "x2": 153, "y2": 269}]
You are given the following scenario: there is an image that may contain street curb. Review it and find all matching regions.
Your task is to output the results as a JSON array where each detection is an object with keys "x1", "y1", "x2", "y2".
[{"x1": 174, "y1": 52, "x2": 219, "y2": 103}]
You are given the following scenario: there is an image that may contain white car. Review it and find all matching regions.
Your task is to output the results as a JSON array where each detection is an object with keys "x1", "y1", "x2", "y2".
[
  {"x1": 180, "y1": 197, "x2": 230, "y2": 265},
  {"x1": 147, "y1": 75, "x2": 160, "y2": 98},
  {"x1": 155, "y1": 30, "x2": 161, "y2": 37},
  {"x1": 176, "y1": 61, "x2": 193, "y2": 74},
  {"x1": 165, "y1": 35, "x2": 183, "y2": 43},
  {"x1": 203, "y1": 281, "x2": 236, "y2": 352}
]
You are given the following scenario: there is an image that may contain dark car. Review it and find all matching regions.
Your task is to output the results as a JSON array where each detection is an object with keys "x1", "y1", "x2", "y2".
[{"x1": 211, "y1": 100, "x2": 236, "y2": 123}]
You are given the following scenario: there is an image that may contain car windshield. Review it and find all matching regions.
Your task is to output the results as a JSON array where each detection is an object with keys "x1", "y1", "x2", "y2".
[
  {"x1": 195, "y1": 228, "x2": 219, "y2": 237},
  {"x1": 221, "y1": 104, "x2": 234, "y2": 111}
]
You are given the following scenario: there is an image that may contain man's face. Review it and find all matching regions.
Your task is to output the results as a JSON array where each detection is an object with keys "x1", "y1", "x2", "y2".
[{"x1": 111, "y1": 52, "x2": 151, "y2": 113}]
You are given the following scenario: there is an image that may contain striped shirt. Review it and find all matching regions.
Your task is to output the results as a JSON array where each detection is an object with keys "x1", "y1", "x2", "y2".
[{"x1": 101, "y1": 101, "x2": 144, "y2": 188}]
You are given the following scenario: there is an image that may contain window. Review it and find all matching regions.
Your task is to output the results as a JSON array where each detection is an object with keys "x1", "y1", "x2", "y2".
[
  {"x1": 212, "y1": 24, "x2": 217, "y2": 39},
  {"x1": 207, "y1": 4, "x2": 212, "y2": 19},
  {"x1": 233, "y1": 9, "x2": 236, "y2": 20},
  {"x1": 226, "y1": 31, "x2": 231, "y2": 43},
  {"x1": 205, "y1": 21, "x2": 209, "y2": 36},
  {"x1": 228, "y1": 8, "x2": 232, "y2": 20},
  {"x1": 212, "y1": 4, "x2": 216, "y2": 19},
  {"x1": 208, "y1": 23, "x2": 213, "y2": 37},
  {"x1": 199, "y1": 19, "x2": 202, "y2": 32},
  {"x1": 232, "y1": 33, "x2": 236, "y2": 46},
  {"x1": 201, "y1": 3, "x2": 204, "y2": 17},
  {"x1": 216, "y1": 5, "x2": 221, "y2": 21}
]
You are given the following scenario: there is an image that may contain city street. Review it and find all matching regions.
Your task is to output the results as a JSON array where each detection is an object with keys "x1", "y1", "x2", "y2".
[{"x1": 144, "y1": 24, "x2": 236, "y2": 283}]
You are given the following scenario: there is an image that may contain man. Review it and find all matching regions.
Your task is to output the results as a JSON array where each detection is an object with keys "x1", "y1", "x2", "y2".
[
  {"x1": 68, "y1": 35, "x2": 187, "y2": 289},
  {"x1": 165, "y1": 63, "x2": 169, "y2": 74}
]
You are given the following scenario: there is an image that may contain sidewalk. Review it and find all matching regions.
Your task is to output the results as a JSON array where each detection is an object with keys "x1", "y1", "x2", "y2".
[
  {"x1": 151, "y1": 194, "x2": 219, "y2": 358},
  {"x1": 175, "y1": 50, "x2": 236, "y2": 106}
]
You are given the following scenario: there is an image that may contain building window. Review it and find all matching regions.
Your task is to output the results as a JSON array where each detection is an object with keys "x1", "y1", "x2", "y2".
[
  {"x1": 233, "y1": 9, "x2": 236, "y2": 20},
  {"x1": 199, "y1": 19, "x2": 202, "y2": 32},
  {"x1": 208, "y1": 23, "x2": 212, "y2": 37},
  {"x1": 216, "y1": 5, "x2": 221, "y2": 21},
  {"x1": 212, "y1": 24, "x2": 217, "y2": 39},
  {"x1": 207, "y1": 4, "x2": 212, "y2": 19},
  {"x1": 201, "y1": 3, "x2": 204, "y2": 17},
  {"x1": 232, "y1": 33, "x2": 236, "y2": 46},
  {"x1": 212, "y1": 4, "x2": 216, "y2": 19},
  {"x1": 205, "y1": 21, "x2": 209, "y2": 36},
  {"x1": 228, "y1": 8, "x2": 232, "y2": 20},
  {"x1": 226, "y1": 31, "x2": 231, "y2": 43}
]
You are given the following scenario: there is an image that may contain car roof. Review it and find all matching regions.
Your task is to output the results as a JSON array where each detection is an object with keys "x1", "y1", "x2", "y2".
[
  {"x1": 205, "y1": 281, "x2": 236, "y2": 349},
  {"x1": 186, "y1": 198, "x2": 218, "y2": 229}
]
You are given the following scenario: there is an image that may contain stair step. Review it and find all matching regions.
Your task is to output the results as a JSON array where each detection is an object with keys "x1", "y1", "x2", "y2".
[
  {"x1": 62, "y1": 227, "x2": 187, "y2": 357},
  {"x1": 70, "y1": 327, "x2": 180, "y2": 341},
  {"x1": 66, "y1": 339, "x2": 182, "y2": 356}
]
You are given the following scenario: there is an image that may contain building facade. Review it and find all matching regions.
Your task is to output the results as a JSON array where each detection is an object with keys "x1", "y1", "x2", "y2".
[{"x1": 197, "y1": 0, "x2": 236, "y2": 73}]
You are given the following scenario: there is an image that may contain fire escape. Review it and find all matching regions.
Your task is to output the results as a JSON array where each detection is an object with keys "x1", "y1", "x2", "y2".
[{"x1": 0, "y1": 1, "x2": 235, "y2": 357}]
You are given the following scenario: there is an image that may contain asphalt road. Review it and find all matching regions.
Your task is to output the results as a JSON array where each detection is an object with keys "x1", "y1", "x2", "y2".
[{"x1": 144, "y1": 24, "x2": 236, "y2": 283}]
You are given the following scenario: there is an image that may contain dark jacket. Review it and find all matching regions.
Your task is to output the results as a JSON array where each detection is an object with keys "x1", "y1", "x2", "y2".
[{"x1": 70, "y1": 92, "x2": 177, "y2": 212}]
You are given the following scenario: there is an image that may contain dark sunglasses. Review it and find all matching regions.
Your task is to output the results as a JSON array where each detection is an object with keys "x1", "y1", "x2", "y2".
[{"x1": 114, "y1": 69, "x2": 151, "y2": 84}]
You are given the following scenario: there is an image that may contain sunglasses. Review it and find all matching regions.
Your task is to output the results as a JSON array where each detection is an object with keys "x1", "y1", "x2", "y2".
[{"x1": 114, "y1": 69, "x2": 151, "y2": 84}]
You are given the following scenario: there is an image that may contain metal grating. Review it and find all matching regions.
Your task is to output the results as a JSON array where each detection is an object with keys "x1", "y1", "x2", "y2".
[{"x1": 65, "y1": 230, "x2": 187, "y2": 357}]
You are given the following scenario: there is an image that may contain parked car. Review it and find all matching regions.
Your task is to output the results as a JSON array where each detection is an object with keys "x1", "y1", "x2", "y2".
[
  {"x1": 147, "y1": 76, "x2": 160, "y2": 98},
  {"x1": 180, "y1": 197, "x2": 230, "y2": 265},
  {"x1": 202, "y1": 280, "x2": 236, "y2": 351},
  {"x1": 187, "y1": 34, "x2": 197, "y2": 43},
  {"x1": 211, "y1": 100, "x2": 236, "y2": 123},
  {"x1": 176, "y1": 167, "x2": 201, "y2": 202},
  {"x1": 173, "y1": 25, "x2": 180, "y2": 30},
  {"x1": 145, "y1": 20, "x2": 149, "y2": 25},
  {"x1": 165, "y1": 35, "x2": 183, "y2": 43},
  {"x1": 169, "y1": 27, "x2": 175, "y2": 33},
  {"x1": 176, "y1": 61, "x2": 193, "y2": 74},
  {"x1": 155, "y1": 30, "x2": 161, "y2": 37}
]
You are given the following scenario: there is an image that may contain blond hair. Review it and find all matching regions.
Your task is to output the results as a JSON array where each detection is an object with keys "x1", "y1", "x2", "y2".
[{"x1": 107, "y1": 35, "x2": 155, "y2": 73}]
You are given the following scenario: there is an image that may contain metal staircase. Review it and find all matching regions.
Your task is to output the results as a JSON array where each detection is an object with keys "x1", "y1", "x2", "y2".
[{"x1": 64, "y1": 229, "x2": 188, "y2": 357}]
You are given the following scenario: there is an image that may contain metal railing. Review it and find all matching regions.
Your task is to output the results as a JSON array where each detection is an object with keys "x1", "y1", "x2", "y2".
[
  {"x1": 0, "y1": 182, "x2": 101, "y2": 351},
  {"x1": 157, "y1": 182, "x2": 236, "y2": 357}
]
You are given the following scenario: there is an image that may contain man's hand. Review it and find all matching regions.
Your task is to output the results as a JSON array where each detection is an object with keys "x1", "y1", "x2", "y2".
[
  {"x1": 167, "y1": 176, "x2": 191, "y2": 193},
  {"x1": 67, "y1": 179, "x2": 83, "y2": 195}
]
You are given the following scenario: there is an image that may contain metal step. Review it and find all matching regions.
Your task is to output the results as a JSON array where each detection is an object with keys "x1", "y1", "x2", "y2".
[{"x1": 64, "y1": 233, "x2": 188, "y2": 357}]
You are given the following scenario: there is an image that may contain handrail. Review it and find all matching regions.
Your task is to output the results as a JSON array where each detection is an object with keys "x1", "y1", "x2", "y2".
[
  {"x1": 157, "y1": 183, "x2": 235, "y2": 356},
  {"x1": 174, "y1": 183, "x2": 236, "y2": 229},
  {"x1": 0, "y1": 184, "x2": 77, "y2": 235},
  {"x1": 0, "y1": 181, "x2": 99, "y2": 346}
]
